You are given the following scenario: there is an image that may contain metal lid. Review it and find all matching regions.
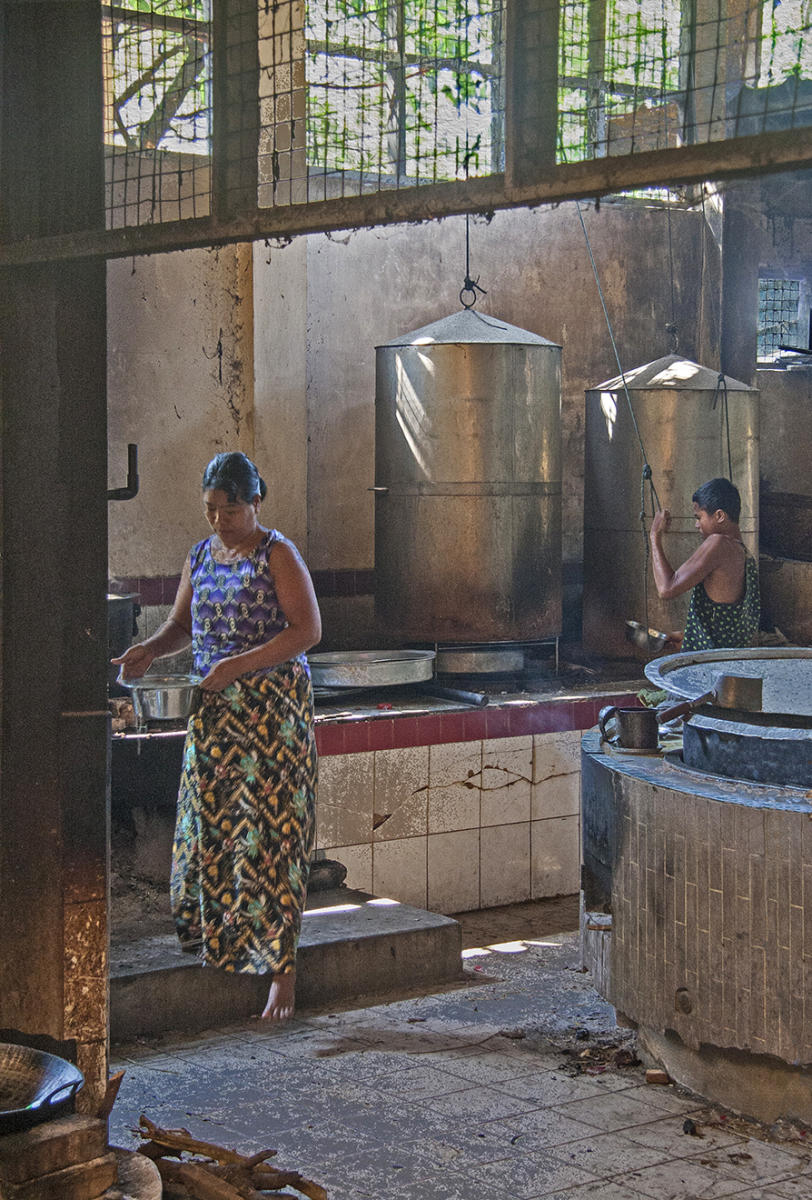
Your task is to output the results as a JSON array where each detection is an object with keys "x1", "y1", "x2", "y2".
[
  {"x1": 590, "y1": 354, "x2": 754, "y2": 393},
  {"x1": 377, "y1": 309, "x2": 561, "y2": 349}
]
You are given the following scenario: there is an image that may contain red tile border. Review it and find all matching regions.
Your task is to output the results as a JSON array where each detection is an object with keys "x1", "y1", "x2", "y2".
[
  {"x1": 314, "y1": 689, "x2": 644, "y2": 756},
  {"x1": 439, "y1": 711, "x2": 468, "y2": 744},
  {"x1": 462, "y1": 709, "x2": 489, "y2": 741},
  {"x1": 367, "y1": 718, "x2": 395, "y2": 751},
  {"x1": 315, "y1": 724, "x2": 344, "y2": 756},
  {"x1": 342, "y1": 721, "x2": 371, "y2": 754},
  {"x1": 484, "y1": 707, "x2": 513, "y2": 739},
  {"x1": 390, "y1": 716, "x2": 424, "y2": 749}
]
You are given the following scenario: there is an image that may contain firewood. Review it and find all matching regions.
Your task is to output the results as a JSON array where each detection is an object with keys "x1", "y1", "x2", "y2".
[
  {"x1": 176, "y1": 1161, "x2": 246, "y2": 1200},
  {"x1": 211, "y1": 1163, "x2": 300, "y2": 1188},
  {"x1": 96, "y1": 1069, "x2": 126, "y2": 1121},
  {"x1": 137, "y1": 1116, "x2": 259, "y2": 1165},
  {"x1": 138, "y1": 1115, "x2": 328, "y2": 1199},
  {"x1": 243, "y1": 1148, "x2": 279, "y2": 1166},
  {"x1": 293, "y1": 1180, "x2": 329, "y2": 1200}
]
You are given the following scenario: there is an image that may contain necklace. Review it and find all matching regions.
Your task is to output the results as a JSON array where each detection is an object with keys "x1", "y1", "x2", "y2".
[{"x1": 211, "y1": 531, "x2": 265, "y2": 563}]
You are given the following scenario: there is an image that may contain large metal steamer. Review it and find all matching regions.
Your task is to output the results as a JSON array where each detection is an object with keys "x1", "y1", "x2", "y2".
[
  {"x1": 583, "y1": 355, "x2": 759, "y2": 658},
  {"x1": 374, "y1": 309, "x2": 562, "y2": 644}
]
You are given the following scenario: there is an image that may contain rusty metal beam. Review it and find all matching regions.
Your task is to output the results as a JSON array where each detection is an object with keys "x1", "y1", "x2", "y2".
[{"x1": 0, "y1": 125, "x2": 811, "y2": 265}]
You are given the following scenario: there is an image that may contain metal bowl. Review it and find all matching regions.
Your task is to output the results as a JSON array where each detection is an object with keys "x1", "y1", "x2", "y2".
[
  {"x1": 121, "y1": 674, "x2": 202, "y2": 722},
  {"x1": 0, "y1": 1043, "x2": 84, "y2": 1135},
  {"x1": 625, "y1": 620, "x2": 669, "y2": 655}
]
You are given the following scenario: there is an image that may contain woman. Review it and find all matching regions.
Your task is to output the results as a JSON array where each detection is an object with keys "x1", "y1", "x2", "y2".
[{"x1": 113, "y1": 452, "x2": 321, "y2": 1021}]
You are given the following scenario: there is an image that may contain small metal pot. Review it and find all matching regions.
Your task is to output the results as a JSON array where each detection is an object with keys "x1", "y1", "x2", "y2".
[{"x1": 122, "y1": 675, "x2": 202, "y2": 725}]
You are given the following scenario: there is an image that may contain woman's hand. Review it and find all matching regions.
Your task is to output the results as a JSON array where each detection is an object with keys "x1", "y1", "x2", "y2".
[
  {"x1": 111, "y1": 643, "x2": 155, "y2": 680},
  {"x1": 200, "y1": 658, "x2": 244, "y2": 692},
  {"x1": 650, "y1": 508, "x2": 671, "y2": 539}
]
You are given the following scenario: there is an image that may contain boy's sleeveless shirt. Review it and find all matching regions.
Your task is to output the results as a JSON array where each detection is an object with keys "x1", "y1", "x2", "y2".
[{"x1": 682, "y1": 549, "x2": 760, "y2": 652}]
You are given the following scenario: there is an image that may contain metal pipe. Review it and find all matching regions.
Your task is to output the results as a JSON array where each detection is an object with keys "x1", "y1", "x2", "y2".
[
  {"x1": 108, "y1": 443, "x2": 139, "y2": 500},
  {"x1": 419, "y1": 683, "x2": 489, "y2": 707}
]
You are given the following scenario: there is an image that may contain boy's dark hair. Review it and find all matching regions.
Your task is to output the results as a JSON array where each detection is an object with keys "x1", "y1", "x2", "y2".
[{"x1": 692, "y1": 477, "x2": 741, "y2": 523}]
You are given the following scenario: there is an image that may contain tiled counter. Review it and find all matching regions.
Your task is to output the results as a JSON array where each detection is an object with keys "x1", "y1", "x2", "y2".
[
  {"x1": 313, "y1": 687, "x2": 642, "y2": 914},
  {"x1": 112, "y1": 683, "x2": 643, "y2": 915}
]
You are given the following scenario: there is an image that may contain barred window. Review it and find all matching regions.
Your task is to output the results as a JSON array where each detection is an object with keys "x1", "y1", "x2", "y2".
[
  {"x1": 103, "y1": 2, "x2": 212, "y2": 155},
  {"x1": 305, "y1": 0, "x2": 505, "y2": 190},
  {"x1": 757, "y1": 277, "x2": 803, "y2": 360},
  {"x1": 558, "y1": 0, "x2": 684, "y2": 164}
]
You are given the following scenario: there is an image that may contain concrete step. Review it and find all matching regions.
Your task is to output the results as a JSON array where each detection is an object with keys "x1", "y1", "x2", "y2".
[{"x1": 110, "y1": 889, "x2": 463, "y2": 1040}]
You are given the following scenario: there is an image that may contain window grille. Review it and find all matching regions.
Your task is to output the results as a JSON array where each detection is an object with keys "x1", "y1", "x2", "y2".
[
  {"x1": 2, "y1": 0, "x2": 811, "y2": 261},
  {"x1": 103, "y1": 2, "x2": 213, "y2": 228},
  {"x1": 757, "y1": 277, "x2": 803, "y2": 360}
]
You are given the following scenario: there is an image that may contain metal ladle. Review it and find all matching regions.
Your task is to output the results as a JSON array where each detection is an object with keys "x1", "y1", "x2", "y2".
[{"x1": 658, "y1": 672, "x2": 763, "y2": 724}]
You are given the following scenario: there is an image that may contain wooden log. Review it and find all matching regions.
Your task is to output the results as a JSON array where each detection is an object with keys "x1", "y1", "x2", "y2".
[
  {"x1": 137, "y1": 1117, "x2": 266, "y2": 1165},
  {"x1": 96, "y1": 1070, "x2": 126, "y2": 1122}
]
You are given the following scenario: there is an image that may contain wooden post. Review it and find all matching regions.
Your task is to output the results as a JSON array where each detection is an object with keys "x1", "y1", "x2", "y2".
[
  {"x1": 0, "y1": 1, "x2": 110, "y2": 1111},
  {"x1": 505, "y1": 0, "x2": 560, "y2": 188}
]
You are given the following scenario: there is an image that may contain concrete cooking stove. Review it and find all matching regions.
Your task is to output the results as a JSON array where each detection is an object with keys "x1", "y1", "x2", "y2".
[{"x1": 582, "y1": 648, "x2": 812, "y2": 1125}]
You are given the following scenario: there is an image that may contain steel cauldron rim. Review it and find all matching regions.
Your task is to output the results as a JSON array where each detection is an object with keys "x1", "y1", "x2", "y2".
[{"x1": 645, "y1": 646, "x2": 812, "y2": 725}]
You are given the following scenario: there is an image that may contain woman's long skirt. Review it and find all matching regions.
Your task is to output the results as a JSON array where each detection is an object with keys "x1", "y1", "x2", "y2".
[{"x1": 171, "y1": 660, "x2": 317, "y2": 975}]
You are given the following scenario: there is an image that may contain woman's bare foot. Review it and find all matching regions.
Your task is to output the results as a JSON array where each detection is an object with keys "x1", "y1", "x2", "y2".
[{"x1": 261, "y1": 970, "x2": 296, "y2": 1021}]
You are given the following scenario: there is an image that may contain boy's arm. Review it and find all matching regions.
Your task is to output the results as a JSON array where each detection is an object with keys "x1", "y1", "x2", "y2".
[{"x1": 650, "y1": 511, "x2": 727, "y2": 600}]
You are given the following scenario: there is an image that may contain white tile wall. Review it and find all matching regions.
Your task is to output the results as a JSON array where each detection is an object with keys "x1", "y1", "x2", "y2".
[
  {"x1": 531, "y1": 731, "x2": 581, "y2": 821},
  {"x1": 428, "y1": 829, "x2": 480, "y2": 913},
  {"x1": 326, "y1": 842, "x2": 372, "y2": 893},
  {"x1": 481, "y1": 736, "x2": 532, "y2": 827},
  {"x1": 480, "y1": 822, "x2": 531, "y2": 907},
  {"x1": 316, "y1": 732, "x2": 583, "y2": 914},
  {"x1": 315, "y1": 751, "x2": 374, "y2": 849},
  {"x1": 428, "y1": 741, "x2": 482, "y2": 834},
  {"x1": 372, "y1": 746, "x2": 429, "y2": 841},
  {"x1": 531, "y1": 814, "x2": 581, "y2": 898},
  {"x1": 372, "y1": 836, "x2": 428, "y2": 908}
]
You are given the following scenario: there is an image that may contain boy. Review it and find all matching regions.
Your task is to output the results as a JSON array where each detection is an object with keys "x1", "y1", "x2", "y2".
[{"x1": 649, "y1": 477, "x2": 759, "y2": 652}]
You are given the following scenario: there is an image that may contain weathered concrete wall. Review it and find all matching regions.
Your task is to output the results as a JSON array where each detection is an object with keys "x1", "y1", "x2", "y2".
[
  {"x1": 107, "y1": 199, "x2": 720, "y2": 647},
  {"x1": 252, "y1": 238, "x2": 309, "y2": 549},
  {"x1": 107, "y1": 244, "x2": 255, "y2": 578}
]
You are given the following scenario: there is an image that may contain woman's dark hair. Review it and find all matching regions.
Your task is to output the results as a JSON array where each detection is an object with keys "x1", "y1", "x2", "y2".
[
  {"x1": 692, "y1": 477, "x2": 741, "y2": 523},
  {"x1": 202, "y1": 452, "x2": 267, "y2": 503}
]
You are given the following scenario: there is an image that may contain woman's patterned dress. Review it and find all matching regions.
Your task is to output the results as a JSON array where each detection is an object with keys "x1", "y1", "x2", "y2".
[{"x1": 171, "y1": 529, "x2": 317, "y2": 976}]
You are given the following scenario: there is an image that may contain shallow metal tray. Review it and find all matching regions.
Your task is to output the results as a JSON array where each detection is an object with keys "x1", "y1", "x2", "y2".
[{"x1": 309, "y1": 650, "x2": 435, "y2": 689}]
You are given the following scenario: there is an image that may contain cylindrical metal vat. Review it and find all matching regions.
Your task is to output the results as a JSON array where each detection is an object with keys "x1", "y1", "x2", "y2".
[
  {"x1": 375, "y1": 309, "x2": 562, "y2": 642},
  {"x1": 583, "y1": 355, "x2": 759, "y2": 658}
]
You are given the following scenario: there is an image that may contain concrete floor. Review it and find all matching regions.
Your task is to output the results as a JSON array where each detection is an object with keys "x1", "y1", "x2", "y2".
[{"x1": 109, "y1": 898, "x2": 812, "y2": 1200}]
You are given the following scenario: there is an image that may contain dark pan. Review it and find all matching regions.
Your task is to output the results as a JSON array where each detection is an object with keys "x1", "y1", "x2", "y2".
[{"x1": 0, "y1": 1043, "x2": 84, "y2": 1134}]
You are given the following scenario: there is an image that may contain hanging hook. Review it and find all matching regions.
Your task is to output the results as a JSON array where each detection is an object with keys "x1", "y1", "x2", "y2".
[
  {"x1": 460, "y1": 277, "x2": 487, "y2": 310},
  {"x1": 460, "y1": 211, "x2": 487, "y2": 310}
]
